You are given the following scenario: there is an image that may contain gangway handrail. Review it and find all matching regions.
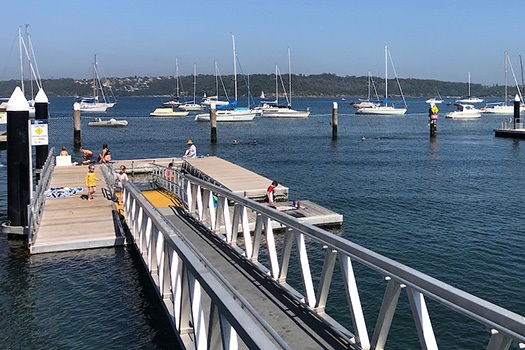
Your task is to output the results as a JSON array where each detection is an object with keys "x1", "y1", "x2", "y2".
[
  {"x1": 27, "y1": 147, "x2": 56, "y2": 246},
  {"x1": 122, "y1": 182, "x2": 282, "y2": 349},
  {"x1": 169, "y1": 172, "x2": 525, "y2": 349}
]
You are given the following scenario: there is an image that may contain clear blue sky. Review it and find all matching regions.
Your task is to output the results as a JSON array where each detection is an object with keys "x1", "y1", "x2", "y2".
[{"x1": 0, "y1": 0, "x2": 523, "y2": 85}]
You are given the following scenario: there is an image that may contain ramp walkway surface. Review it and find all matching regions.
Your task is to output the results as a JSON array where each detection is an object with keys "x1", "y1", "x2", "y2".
[{"x1": 31, "y1": 165, "x2": 124, "y2": 254}]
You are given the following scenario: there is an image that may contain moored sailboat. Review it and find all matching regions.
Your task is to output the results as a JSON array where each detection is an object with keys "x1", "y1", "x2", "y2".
[
  {"x1": 79, "y1": 54, "x2": 117, "y2": 112},
  {"x1": 355, "y1": 46, "x2": 407, "y2": 115}
]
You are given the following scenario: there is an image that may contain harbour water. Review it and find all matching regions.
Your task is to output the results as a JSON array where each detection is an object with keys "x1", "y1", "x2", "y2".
[{"x1": 1, "y1": 96, "x2": 524, "y2": 348}]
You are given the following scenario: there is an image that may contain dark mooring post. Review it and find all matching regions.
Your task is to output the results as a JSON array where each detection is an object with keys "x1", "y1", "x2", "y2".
[
  {"x1": 73, "y1": 102, "x2": 81, "y2": 149},
  {"x1": 332, "y1": 102, "x2": 338, "y2": 140},
  {"x1": 210, "y1": 103, "x2": 217, "y2": 143},
  {"x1": 34, "y1": 89, "x2": 49, "y2": 178},
  {"x1": 513, "y1": 94, "x2": 521, "y2": 129},
  {"x1": 5, "y1": 87, "x2": 30, "y2": 233},
  {"x1": 429, "y1": 103, "x2": 438, "y2": 137}
]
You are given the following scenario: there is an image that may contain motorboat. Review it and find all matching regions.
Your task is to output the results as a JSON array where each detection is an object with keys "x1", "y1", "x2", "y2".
[
  {"x1": 150, "y1": 108, "x2": 189, "y2": 117},
  {"x1": 87, "y1": 117, "x2": 128, "y2": 127},
  {"x1": 445, "y1": 103, "x2": 481, "y2": 119}
]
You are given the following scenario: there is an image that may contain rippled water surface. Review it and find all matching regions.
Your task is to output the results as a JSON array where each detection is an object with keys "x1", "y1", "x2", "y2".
[{"x1": 1, "y1": 96, "x2": 524, "y2": 348}]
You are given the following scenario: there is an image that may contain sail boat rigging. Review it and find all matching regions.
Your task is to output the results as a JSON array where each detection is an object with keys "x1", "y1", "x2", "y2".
[
  {"x1": 179, "y1": 64, "x2": 205, "y2": 112},
  {"x1": 260, "y1": 48, "x2": 310, "y2": 118},
  {"x1": 79, "y1": 54, "x2": 117, "y2": 112},
  {"x1": 456, "y1": 72, "x2": 483, "y2": 103},
  {"x1": 355, "y1": 45, "x2": 407, "y2": 115},
  {"x1": 194, "y1": 33, "x2": 256, "y2": 122},
  {"x1": 483, "y1": 51, "x2": 525, "y2": 114}
]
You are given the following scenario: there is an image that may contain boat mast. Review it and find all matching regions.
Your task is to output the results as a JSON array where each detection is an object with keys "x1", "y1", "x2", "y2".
[
  {"x1": 275, "y1": 64, "x2": 279, "y2": 104},
  {"x1": 385, "y1": 45, "x2": 388, "y2": 105},
  {"x1": 93, "y1": 54, "x2": 97, "y2": 100},
  {"x1": 504, "y1": 51, "x2": 508, "y2": 106},
  {"x1": 193, "y1": 63, "x2": 197, "y2": 104},
  {"x1": 232, "y1": 34, "x2": 237, "y2": 102},
  {"x1": 468, "y1": 71, "x2": 471, "y2": 97},
  {"x1": 288, "y1": 47, "x2": 292, "y2": 108},
  {"x1": 175, "y1": 58, "x2": 180, "y2": 99},
  {"x1": 18, "y1": 27, "x2": 24, "y2": 96},
  {"x1": 215, "y1": 61, "x2": 219, "y2": 98}
]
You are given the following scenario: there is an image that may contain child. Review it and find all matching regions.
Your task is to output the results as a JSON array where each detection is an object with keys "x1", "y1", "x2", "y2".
[
  {"x1": 85, "y1": 165, "x2": 100, "y2": 201},
  {"x1": 115, "y1": 165, "x2": 129, "y2": 205}
]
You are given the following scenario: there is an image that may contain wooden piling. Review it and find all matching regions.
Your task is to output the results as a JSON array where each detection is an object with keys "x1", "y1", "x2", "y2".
[
  {"x1": 73, "y1": 102, "x2": 81, "y2": 149},
  {"x1": 332, "y1": 102, "x2": 338, "y2": 140},
  {"x1": 210, "y1": 103, "x2": 217, "y2": 143}
]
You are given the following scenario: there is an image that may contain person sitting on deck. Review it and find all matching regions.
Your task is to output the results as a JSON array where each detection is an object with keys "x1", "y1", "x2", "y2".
[
  {"x1": 97, "y1": 143, "x2": 111, "y2": 163},
  {"x1": 183, "y1": 140, "x2": 196, "y2": 158},
  {"x1": 264, "y1": 181, "x2": 279, "y2": 203},
  {"x1": 59, "y1": 146, "x2": 69, "y2": 156},
  {"x1": 79, "y1": 147, "x2": 94, "y2": 163}
]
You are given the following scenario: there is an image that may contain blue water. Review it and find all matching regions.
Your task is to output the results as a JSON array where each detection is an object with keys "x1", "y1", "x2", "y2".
[{"x1": 1, "y1": 96, "x2": 524, "y2": 348}]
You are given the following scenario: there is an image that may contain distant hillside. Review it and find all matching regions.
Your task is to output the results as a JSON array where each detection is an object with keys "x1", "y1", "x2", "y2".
[{"x1": 0, "y1": 74, "x2": 513, "y2": 99}]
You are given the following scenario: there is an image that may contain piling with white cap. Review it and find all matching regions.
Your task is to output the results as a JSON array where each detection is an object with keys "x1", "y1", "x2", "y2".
[
  {"x1": 35, "y1": 89, "x2": 49, "y2": 174},
  {"x1": 332, "y1": 102, "x2": 338, "y2": 140},
  {"x1": 73, "y1": 102, "x2": 81, "y2": 148},
  {"x1": 513, "y1": 94, "x2": 521, "y2": 129},
  {"x1": 6, "y1": 87, "x2": 30, "y2": 229},
  {"x1": 210, "y1": 102, "x2": 217, "y2": 143}
]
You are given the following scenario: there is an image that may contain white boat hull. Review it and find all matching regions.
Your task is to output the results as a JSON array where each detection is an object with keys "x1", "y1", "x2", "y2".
[
  {"x1": 355, "y1": 106, "x2": 407, "y2": 115},
  {"x1": 178, "y1": 103, "x2": 205, "y2": 112},
  {"x1": 445, "y1": 111, "x2": 481, "y2": 119},
  {"x1": 80, "y1": 102, "x2": 109, "y2": 112},
  {"x1": 482, "y1": 105, "x2": 525, "y2": 115},
  {"x1": 261, "y1": 107, "x2": 310, "y2": 118},
  {"x1": 195, "y1": 109, "x2": 256, "y2": 122},
  {"x1": 150, "y1": 108, "x2": 189, "y2": 117},
  {"x1": 88, "y1": 118, "x2": 128, "y2": 127}
]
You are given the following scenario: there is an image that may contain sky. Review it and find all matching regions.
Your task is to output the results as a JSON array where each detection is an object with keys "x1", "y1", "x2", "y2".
[{"x1": 0, "y1": 0, "x2": 523, "y2": 86}]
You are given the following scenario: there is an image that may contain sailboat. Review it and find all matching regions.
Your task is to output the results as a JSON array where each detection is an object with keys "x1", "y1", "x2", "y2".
[
  {"x1": 352, "y1": 71, "x2": 381, "y2": 109},
  {"x1": 261, "y1": 48, "x2": 310, "y2": 118},
  {"x1": 456, "y1": 72, "x2": 483, "y2": 103},
  {"x1": 18, "y1": 25, "x2": 44, "y2": 115},
  {"x1": 79, "y1": 54, "x2": 117, "y2": 112},
  {"x1": 178, "y1": 63, "x2": 205, "y2": 112},
  {"x1": 162, "y1": 58, "x2": 183, "y2": 107},
  {"x1": 195, "y1": 34, "x2": 256, "y2": 122},
  {"x1": 200, "y1": 62, "x2": 230, "y2": 107},
  {"x1": 355, "y1": 46, "x2": 407, "y2": 115},
  {"x1": 483, "y1": 52, "x2": 525, "y2": 114}
]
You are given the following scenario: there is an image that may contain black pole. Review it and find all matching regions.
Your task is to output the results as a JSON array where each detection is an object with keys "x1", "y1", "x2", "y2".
[
  {"x1": 429, "y1": 104, "x2": 438, "y2": 137},
  {"x1": 6, "y1": 87, "x2": 30, "y2": 228},
  {"x1": 34, "y1": 89, "x2": 49, "y2": 180},
  {"x1": 513, "y1": 94, "x2": 520, "y2": 129}
]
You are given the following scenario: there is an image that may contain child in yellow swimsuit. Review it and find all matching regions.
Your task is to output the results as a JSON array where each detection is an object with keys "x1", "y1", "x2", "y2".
[{"x1": 85, "y1": 165, "x2": 100, "y2": 201}]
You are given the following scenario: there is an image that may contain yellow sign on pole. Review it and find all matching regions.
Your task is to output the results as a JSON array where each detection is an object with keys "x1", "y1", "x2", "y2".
[{"x1": 30, "y1": 120, "x2": 48, "y2": 146}]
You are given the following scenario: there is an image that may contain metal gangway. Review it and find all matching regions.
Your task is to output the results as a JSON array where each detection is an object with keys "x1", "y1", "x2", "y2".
[{"x1": 118, "y1": 163, "x2": 525, "y2": 349}]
